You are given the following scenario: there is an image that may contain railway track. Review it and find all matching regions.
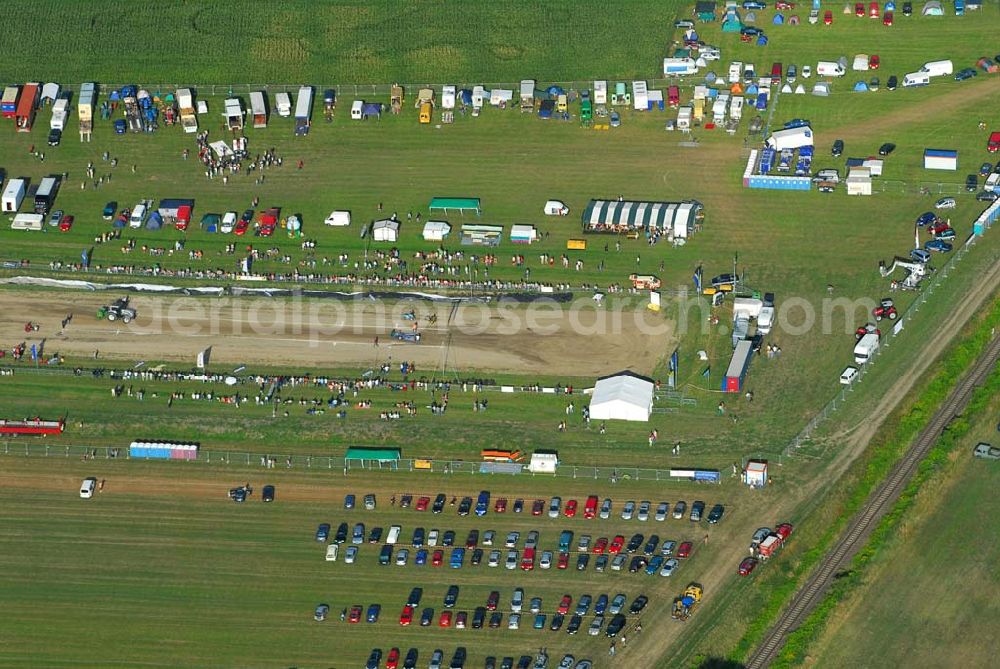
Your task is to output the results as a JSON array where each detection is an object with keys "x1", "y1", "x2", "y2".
[{"x1": 747, "y1": 333, "x2": 1000, "y2": 669}]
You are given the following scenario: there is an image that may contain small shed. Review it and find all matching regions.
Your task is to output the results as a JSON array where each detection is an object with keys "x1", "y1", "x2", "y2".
[
  {"x1": 372, "y1": 219, "x2": 400, "y2": 242},
  {"x1": 421, "y1": 220, "x2": 451, "y2": 241},
  {"x1": 744, "y1": 459, "x2": 768, "y2": 488},
  {"x1": 528, "y1": 451, "x2": 559, "y2": 474},
  {"x1": 588, "y1": 371, "x2": 655, "y2": 422},
  {"x1": 923, "y1": 148, "x2": 958, "y2": 171},
  {"x1": 846, "y1": 168, "x2": 873, "y2": 195},
  {"x1": 510, "y1": 224, "x2": 538, "y2": 244}
]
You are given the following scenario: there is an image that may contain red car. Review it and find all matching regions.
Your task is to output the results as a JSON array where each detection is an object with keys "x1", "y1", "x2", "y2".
[
  {"x1": 399, "y1": 605, "x2": 414, "y2": 626},
  {"x1": 776, "y1": 523, "x2": 794, "y2": 540},
  {"x1": 770, "y1": 62, "x2": 783, "y2": 82},
  {"x1": 564, "y1": 500, "x2": 578, "y2": 518},
  {"x1": 494, "y1": 497, "x2": 507, "y2": 513},
  {"x1": 348, "y1": 605, "x2": 363, "y2": 624},
  {"x1": 583, "y1": 495, "x2": 599, "y2": 519},
  {"x1": 738, "y1": 557, "x2": 759, "y2": 577},
  {"x1": 608, "y1": 535, "x2": 625, "y2": 555},
  {"x1": 593, "y1": 537, "x2": 608, "y2": 554},
  {"x1": 432, "y1": 550, "x2": 444, "y2": 566},
  {"x1": 775, "y1": 0, "x2": 795, "y2": 8},
  {"x1": 987, "y1": 131, "x2": 1000, "y2": 153},
  {"x1": 883, "y1": 11, "x2": 893, "y2": 25},
  {"x1": 557, "y1": 595, "x2": 572, "y2": 615},
  {"x1": 386, "y1": 648, "x2": 400, "y2": 669},
  {"x1": 520, "y1": 547, "x2": 536, "y2": 571},
  {"x1": 869, "y1": 55, "x2": 880, "y2": 70},
  {"x1": 824, "y1": 9, "x2": 833, "y2": 24},
  {"x1": 928, "y1": 222, "x2": 952, "y2": 236},
  {"x1": 58, "y1": 215, "x2": 74, "y2": 232},
  {"x1": 439, "y1": 611, "x2": 453, "y2": 627},
  {"x1": 677, "y1": 541, "x2": 693, "y2": 559},
  {"x1": 855, "y1": 2, "x2": 865, "y2": 16},
  {"x1": 486, "y1": 591, "x2": 500, "y2": 610},
  {"x1": 234, "y1": 219, "x2": 250, "y2": 236},
  {"x1": 531, "y1": 499, "x2": 545, "y2": 516},
  {"x1": 557, "y1": 552, "x2": 570, "y2": 569},
  {"x1": 415, "y1": 496, "x2": 430, "y2": 511},
  {"x1": 868, "y1": 1, "x2": 879, "y2": 18}
]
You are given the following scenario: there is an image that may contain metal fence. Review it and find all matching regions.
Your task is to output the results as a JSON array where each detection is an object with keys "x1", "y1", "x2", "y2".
[
  {"x1": 1, "y1": 441, "x2": 720, "y2": 484},
  {"x1": 783, "y1": 232, "x2": 979, "y2": 455}
]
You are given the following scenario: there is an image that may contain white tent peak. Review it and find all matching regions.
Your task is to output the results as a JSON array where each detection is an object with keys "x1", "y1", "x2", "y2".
[{"x1": 588, "y1": 371, "x2": 655, "y2": 422}]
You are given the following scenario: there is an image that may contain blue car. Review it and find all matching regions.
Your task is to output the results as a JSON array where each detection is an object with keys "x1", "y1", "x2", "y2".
[
  {"x1": 533, "y1": 614, "x2": 547, "y2": 629},
  {"x1": 955, "y1": 68, "x2": 977, "y2": 81},
  {"x1": 925, "y1": 239, "x2": 953, "y2": 253},
  {"x1": 315, "y1": 523, "x2": 331, "y2": 542},
  {"x1": 415, "y1": 549, "x2": 428, "y2": 566},
  {"x1": 113, "y1": 119, "x2": 127, "y2": 134},
  {"x1": 783, "y1": 118, "x2": 811, "y2": 129},
  {"x1": 916, "y1": 211, "x2": 938, "y2": 227},
  {"x1": 450, "y1": 547, "x2": 466, "y2": 568},
  {"x1": 475, "y1": 491, "x2": 490, "y2": 517},
  {"x1": 594, "y1": 594, "x2": 609, "y2": 616},
  {"x1": 366, "y1": 604, "x2": 381, "y2": 623},
  {"x1": 645, "y1": 556, "x2": 664, "y2": 575},
  {"x1": 344, "y1": 494, "x2": 356, "y2": 509}
]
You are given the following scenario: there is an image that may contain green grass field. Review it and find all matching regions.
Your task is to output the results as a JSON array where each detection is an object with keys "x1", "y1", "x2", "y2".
[
  {"x1": 804, "y1": 382, "x2": 1000, "y2": 668},
  {"x1": 4, "y1": 4, "x2": 1000, "y2": 668}
]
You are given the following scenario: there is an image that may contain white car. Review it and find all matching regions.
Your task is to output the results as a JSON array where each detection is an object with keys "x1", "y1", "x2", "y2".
[
  {"x1": 482, "y1": 530, "x2": 495, "y2": 546},
  {"x1": 655, "y1": 502, "x2": 669, "y2": 522},
  {"x1": 511, "y1": 588, "x2": 524, "y2": 613},
  {"x1": 621, "y1": 501, "x2": 636, "y2": 521},
  {"x1": 802, "y1": 65, "x2": 812, "y2": 79},
  {"x1": 488, "y1": 550, "x2": 501, "y2": 567},
  {"x1": 79, "y1": 477, "x2": 97, "y2": 499},
  {"x1": 325, "y1": 544, "x2": 339, "y2": 562},
  {"x1": 505, "y1": 550, "x2": 519, "y2": 570},
  {"x1": 324, "y1": 210, "x2": 351, "y2": 226},
  {"x1": 935, "y1": 197, "x2": 957, "y2": 209},
  {"x1": 539, "y1": 551, "x2": 553, "y2": 569},
  {"x1": 428, "y1": 529, "x2": 439, "y2": 546},
  {"x1": 344, "y1": 546, "x2": 358, "y2": 564},
  {"x1": 395, "y1": 549, "x2": 409, "y2": 566},
  {"x1": 508, "y1": 613, "x2": 521, "y2": 630},
  {"x1": 660, "y1": 540, "x2": 677, "y2": 556},
  {"x1": 701, "y1": 46, "x2": 721, "y2": 61},
  {"x1": 548, "y1": 497, "x2": 561, "y2": 518},
  {"x1": 637, "y1": 501, "x2": 651, "y2": 521},
  {"x1": 220, "y1": 211, "x2": 237, "y2": 233},
  {"x1": 505, "y1": 531, "x2": 520, "y2": 548}
]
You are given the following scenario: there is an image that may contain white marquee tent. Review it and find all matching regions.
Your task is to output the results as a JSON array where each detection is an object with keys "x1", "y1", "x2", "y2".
[
  {"x1": 588, "y1": 372, "x2": 655, "y2": 422},
  {"x1": 372, "y1": 219, "x2": 400, "y2": 242}
]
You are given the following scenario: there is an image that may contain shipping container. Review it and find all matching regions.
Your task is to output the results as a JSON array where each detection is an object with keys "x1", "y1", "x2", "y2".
[
  {"x1": 723, "y1": 339, "x2": 754, "y2": 393},
  {"x1": 15, "y1": 82, "x2": 40, "y2": 132}
]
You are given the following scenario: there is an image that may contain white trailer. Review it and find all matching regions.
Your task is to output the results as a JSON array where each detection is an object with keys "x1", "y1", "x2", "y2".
[
  {"x1": 728, "y1": 61, "x2": 743, "y2": 84},
  {"x1": 472, "y1": 86, "x2": 485, "y2": 114},
  {"x1": 294, "y1": 86, "x2": 312, "y2": 135},
  {"x1": 2, "y1": 178, "x2": 26, "y2": 212},
  {"x1": 663, "y1": 57, "x2": 699, "y2": 75},
  {"x1": 519, "y1": 80, "x2": 535, "y2": 112},
  {"x1": 677, "y1": 106, "x2": 692, "y2": 130},
  {"x1": 765, "y1": 126, "x2": 814, "y2": 151},
  {"x1": 712, "y1": 95, "x2": 728, "y2": 123},
  {"x1": 223, "y1": 98, "x2": 244, "y2": 130},
  {"x1": 177, "y1": 88, "x2": 198, "y2": 133},
  {"x1": 729, "y1": 95, "x2": 744, "y2": 120},
  {"x1": 350, "y1": 100, "x2": 363, "y2": 120},
  {"x1": 632, "y1": 81, "x2": 648, "y2": 111},
  {"x1": 50, "y1": 98, "x2": 69, "y2": 130},
  {"x1": 903, "y1": 71, "x2": 931, "y2": 87},
  {"x1": 594, "y1": 80, "x2": 608, "y2": 105},
  {"x1": 854, "y1": 333, "x2": 880, "y2": 365},
  {"x1": 441, "y1": 85, "x2": 456, "y2": 110},
  {"x1": 78, "y1": 82, "x2": 95, "y2": 141},
  {"x1": 275, "y1": 92, "x2": 292, "y2": 117},
  {"x1": 11, "y1": 213, "x2": 43, "y2": 231},
  {"x1": 249, "y1": 91, "x2": 267, "y2": 128}
]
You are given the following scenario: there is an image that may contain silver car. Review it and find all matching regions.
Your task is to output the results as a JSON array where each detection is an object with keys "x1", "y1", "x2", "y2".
[
  {"x1": 511, "y1": 588, "x2": 524, "y2": 613},
  {"x1": 599, "y1": 498, "x2": 612, "y2": 519},
  {"x1": 672, "y1": 501, "x2": 687, "y2": 519},
  {"x1": 935, "y1": 197, "x2": 957, "y2": 209},
  {"x1": 508, "y1": 613, "x2": 521, "y2": 630},
  {"x1": 637, "y1": 501, "x2": 651, "y2": 522},
  {"x1": 659, "y1": 558, "x2": 680, "y2": 577},
  {"x1": 588, "y1": 616, "x2": 604, "y2": 636},
  {"x1": 363, "y1": 494, "x2": 376, "y2": 510},
  {"x1": 482, "y1": 530, "x2": 495, "y2": 546},
  {"x1": 505, "y1": 549, "x2": 519, "y2": 570},
  {"x1": 655, "y1": 502, "x2": 669, "y2": 522},
  {"x1": 660, "y1": 540, "x2": 676, "y2": 556},
  {"x1": 548, "y1": 497, "x2": 561, "y2": 518},
  {"x1": 525, "y1": 531, "x2": 540, "y2": 549},
  {"x1": 621, "y1": 501, "x2": 636, "y2": 521},
  {"x1": 539, "y1": 550, "x2": 553, "y2": 569},
  {"x1": 577, "y1": 535, "x2": 591, "y2": 552},
  {"x1": 488, "y1": 550, "x2": 501, "y2": 567},
  {"x1": 505, "y1": 531, "x2": 520, "y2": 548},
  {"x1": 608, "y1": 594, "x2": 627, "y2": 615}
]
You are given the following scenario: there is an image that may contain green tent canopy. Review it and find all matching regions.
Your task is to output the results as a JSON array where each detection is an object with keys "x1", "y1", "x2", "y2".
[
  {"x1": 345, "y1": 447, "x2": 401, "y2": 462},
  {"x1": 428, "y1": 197, "x2": 481, "y2": 216}
]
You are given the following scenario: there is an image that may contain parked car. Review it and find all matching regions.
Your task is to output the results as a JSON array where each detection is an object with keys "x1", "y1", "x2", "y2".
[
  {"x1": 334, "y1": 523, "x2": 349, "y2": 544},
  {"x1": 314, "y1": 603, "x2": 330, "y2": 621},
  {"x1": 444, "y1": 585, "x2": 460, "y2": 608},
  {"x1": 548, "y1": 497, "x2": 562, "y2": 518},
  {"x1": 432, "y1": 494, "x2": 446, "y2": 513},
  {"x1": 567, "y1": 615, "x2": 583, "y2": 635},
  {"x1": 363, "y1": 494, "x2": 376, "y2": 510},
  {"x1": 677, "y1": 541, "x2": 693, "y2": 559},
  {"x1": 315, "y1": 523, "x2": 331, "y2": 542},
  {"x1": 739, "y1": 557, "x2": 759, "y2": 576},
  {"x1": 637, "y1": 501, "x2": 651, "y2": 521},
  {"x1": 348, "y1": 605, "x2": 363, "y2": 623},
  {"x1": 628, "y1": 556, "x2": 647, "y2": 573},
  {"x1": 661, "y1": 540, "x2": 677, "y2": 556},
  {"x1": 660, "y1": 558, "x2": 680, "y2": 577},
  {"x1": 869, "y1": 54, "x2": 880, "y2": 69},
  {"x1": 925, "y1": 239, "x2": 953, "y2": 253},
  {"x1": 366, "y1": 603, "x2": 381, "y2": 623},
  {"x1": 672, "y1": 501, "x2": 687, "y2": 519},
  {"x1": 979, "y1": 162, "x2": 993, "y2": 178},
  {"x1": 609, "y1": 111, "x2": 621, "y2": 128},
  {"x1": 600, "y1": 498, "x2": 612, "y2": 519},
  {"x1": 450, "y1": 648, "x2": 467, "y2": 669},
  {"x1": 609, "y1": 535, "x2": 625, "y2": 554},
  {"x1": 690, "y1": 501, "x2": 705, "y2": 522},
  {"x1": 458, "y1": 497, "x2": 472, "y2": 516},
  {"x1": 878, "y1": 142, "x2": 896, "y2": 156},
  {"x1": 606, "y1": 614, "x2": 627, "y2": 638},
  {"x1": 886, "y1": 74, "x2": 898, "y2": 90},
  {"x1": 955, "y1": 67, "x2": 978, "y2": 81},
  {"x1": 344, "y1": 546, "x2": 358, "y2": 563},
  {"x1": 910, "y1": 248, "x2": 932, "y2": 264},
  {"x1": 674, "y1": 19, "x2": 695, "y2": 28},
  {"x1": 966, "y1": 174, "x2": 979, "y2": 192},
  {"x1": 832, "y1": 139, "x2": 844, "y2": 157},
  {"x1": 707, "y1": 504, "x2": 725, "y2": 524},
  {"x1": 366, "y1": 649, "x2": 383, "y2": 669},
  {"x1": 532, "y1": 499, "x2": 545, "y2": 515},
  {"x1": 977, "y1": 190, "x2": 999, "y2": 202},
  {"x1": 743, "y1": 0, "x2": 767, "y2": 8},
  {"x1": 564, "y1": 499, "x2": 578, "y2": 517},
  {"x1": 621, "y1": 501, "x2": 636, "y2": 520}
]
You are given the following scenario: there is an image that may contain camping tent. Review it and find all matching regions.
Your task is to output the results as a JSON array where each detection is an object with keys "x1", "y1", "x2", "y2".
[
  {"x1": 794, "y1": 84, "x2": 806, "y2": 94},
  {"x1": 588, "y1": 372, "x2": 655, "y2": 422},
  {"x1": 773, "y1": 13, "x2": 784, "y2": 24},
  {"x1": 145, "y1": 211, "x2": 163, "y2": 230},
  {"x1": 421, "y1": 220, "x2": 451, "y2": 241},
  {"x1": 812, "y1": 82, "x2": 831, "y2": 96},
  {"x1": 853, "y1": 81, "x2": 870, "y2": 92},
  {"x1": 788, "y1": 14, "x2": 800, "y2": 24},
  {"x1": 372, "y1": 219, "x2": 400, "y2": 242},
  {"x1": 922, "y1": 1, "x2": 943, "y2": 14},
  {"x1": 781, "y1": 83, "x2": 793, "y2": 93},
  {"x1": 744, "y1": 11, "x2": 756, "y2": 23},
  {"x1": 757, "y1": 34, "x2": 769, "y2": 46}
]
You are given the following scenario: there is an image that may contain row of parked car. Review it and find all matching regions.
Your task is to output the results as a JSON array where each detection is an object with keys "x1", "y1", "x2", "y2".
[{"x1": 359, "y1": 647, "x2": 590, "y2": 669}]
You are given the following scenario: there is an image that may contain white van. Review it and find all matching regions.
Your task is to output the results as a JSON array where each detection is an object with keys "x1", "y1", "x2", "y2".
[
  {"x1": 816, "y1": 61, "x2": 846, "y2": 77},
  {"x1": 920, "y1": 60, "x2": 953, "y2": 77},
  {"x1": 840, "y1": 366, "x2": 859, "y2": 385},
  {"x1": 350, "y1": 100, "x2": 363, "y2": 120},
  {"x1": 386, "y1": 525, "x2": 402, "y2": 545},
  {"x1": 902, "y1": 72, "x2": 931, "y2": 87},
  {"x1": 129, "y1": 203, "x2": 147, "y2": 228},
  {"x1": 80, "y1": 477, "x2": 97, "y2": 499}
]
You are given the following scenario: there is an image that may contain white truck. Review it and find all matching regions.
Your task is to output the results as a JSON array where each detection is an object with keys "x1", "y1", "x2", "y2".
[
  {"x1": 816, "y1": 61, "x2": 846, "y2": 77},
  {"x1": 920, "y1": 59, "x2": 953, "y2": 77},
  {"x1": 441, "y1": 85, "x2": 456, "y2": 110},
  {"x1": 854, "y1": 333, "x2": 880, "y2": 365},
  {"x1": 177, "y1": 88, "x2": 198, "y2": 134},
  {"x1": 50, "y1": 98, "x2": 69, "y2": 130},
  {"x1": 757, "y1": 306, "x2": 775, "y2": 335}
]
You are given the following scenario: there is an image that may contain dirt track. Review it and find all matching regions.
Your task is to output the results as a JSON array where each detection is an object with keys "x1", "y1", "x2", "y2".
[{"x1": 0, "y1": 289, "x2": 672, "y2": 377}]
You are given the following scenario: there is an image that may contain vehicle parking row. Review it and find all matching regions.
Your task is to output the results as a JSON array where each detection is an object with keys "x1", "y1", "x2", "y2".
[{"x1": 359, "y1": 646, "x2": 590, "y2": 669}]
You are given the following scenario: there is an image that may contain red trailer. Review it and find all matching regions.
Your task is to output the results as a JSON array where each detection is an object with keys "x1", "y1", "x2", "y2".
[
  {"x1": 723, "y1": 340, "x2": 754, "y2": 393},
  {"x1": 0, "y1": 418, "x2": 65, "y2": 435},
  {"x1": 14, "y1": 82, "x2": 40, "y2": 132}
]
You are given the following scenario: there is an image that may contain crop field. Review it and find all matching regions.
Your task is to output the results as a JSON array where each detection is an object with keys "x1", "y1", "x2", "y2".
[
  {"x1": 3, "y1": 3, "x2": 1000, "y2": 669},
  {"x1": 804, "y1": 380, "x2": 1000, "y2": 668},
  {"x1": 0, "y1": 0, "x2": 683, "y2": 85}
]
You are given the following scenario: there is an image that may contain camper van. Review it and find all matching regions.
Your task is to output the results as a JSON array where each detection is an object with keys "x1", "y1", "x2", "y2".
[
  {"x1": 50, "y1": 98, "x2": 69, "y2": 130},
  {"x1": 11, "y1": 213, "x2": 44, "y2": 231},
  {"x1": 854, "y1": 333, "x2": 880, "y2": 365},
  {"x1": 663, "y1": 57, "x2": 699, "y2": 76},
  {"x1": 386, "y1": 525, "x2": 402, "y2": 545},
  {"x1": 594, "y1": 80, "x2": 608, "y2": 105},
  {"x1": 275, "y1": 92, "x2": 292, "y2": 117},
  {"x1": 442, "y1": 85, "x2": 456, "y2": 110},
  {"x1": 902, "y1": 71, "x2": 931, "y2": 87},
  {"x1": 816, "y1": 61, "x2": 846, "y2": 77},
  {"x1": 729, "y1": 96, "x2": 744, "y2": 120},
  {"x1": 920, "y1": 60, "x2": 953, "y2": 77},
  {"x1": 471, "y1": 86, "x2": 485, "y2": 115},
  {"x1": 677, "y1": 106, "x2": 692, "y2": 130},
  {"x1": 129, "y1": 203, "x2": 147, "y2": 228},
  {"x1": 519, "y1": 80, "x2": 535, "y2": 112},
  {"x1": 728, "y1": 61, "x2": 744, "y2": 84},
  {"x1": 351, "y1": 100, "x2": 364, "y2": 120},
  {"x1": 692, "y1": 98, "x2": 705, "y2": 123}
]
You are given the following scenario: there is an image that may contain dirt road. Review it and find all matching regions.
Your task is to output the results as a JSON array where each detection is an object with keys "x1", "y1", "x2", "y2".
[{"x1": 0, "y1": 288, "x2": 672, "y2": 377}]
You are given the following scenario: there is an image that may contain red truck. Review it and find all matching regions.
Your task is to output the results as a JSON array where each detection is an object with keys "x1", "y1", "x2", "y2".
[{"x1": 988, "y1": 131, "x2": 1000, "y2": 153}]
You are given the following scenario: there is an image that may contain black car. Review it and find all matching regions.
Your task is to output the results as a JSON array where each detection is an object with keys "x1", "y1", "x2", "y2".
[
  {"x1": 420, "y1": 607, "x2": 434, "y2": 626},
  {"x1": 501, "y1": 659, "x2": 514, "y2": 669},
  {"x1": 407, "y1": 587, "x2": 423, "y2": 607},
  {"x1": 566, "y1": 614, "x2": 583, "y2": 635},
  {"x1": 472, "y1": 607, "x2": 486, "y2": 629},
  {"x1": 977, "y1": 190, "x2": 999, "y2": 202},
  {"x1": 458, "y1": 497, "x2": 472, "y2": 516},
  {"x1": 708, "y1": 504, "x2": 726, "y2": 524},
  {"x1": 516, "y1": 657, "x2": 531, "y2": 669},
  {"x1": 954, "y1": 67, "x2": 977, "y2": 82},
  {"x1": 626, "y1": 533, "x2": 644, "y2": 554},
  {"x1": 471, "y1": 548, "x2": 484, "y2": 565},
  {"x1": 47, "y1": 128, "x2": 62, "y2": 146},
  {"x1": 512, "y1": 498, "x2": 524, "y2": 513},
  {"x1": 450, "y1": 647, "x2": 467, "y2": 669},
  {"x1": 366, "y1": 649, "x2": 382, "y2": 669},
  {"x1": 442, "y1": 530, "x2": 456, "y2": 547},
  {"x1": 433, "y1": 493, "x2": 446, "y2": 513},
  {"x1": 966, "y1": 174, "x2": 978, "y2": 192},
  {"x1": 413, "y1": 527, "x2": 426, "y2": 547},
  {"x1": 484, "y1": 657, "x2": 497, "y2": 669},
  {"x1": 404, "y1": 648, "x2": 419, "y2": 669},
  {"x1": 711, "y1": 273, "x2": 736, "y2": 288},
  {"x1": 261, "y1": 485, "x2": 275, "y2": 502},
  {"x1": 902, "y1": 1, "x2": 912, "y2": 15},
  {"x1": 444, "y1": 585, "x2": 460, "y2": 608},
  {"x1": 886, "y1": 75, "x2": 898, "y2": 91},
  {"x1": 399, "y1": 494, "x2": 412, "y2": 508},
  {"x1": 690, "y1": 500, "x2": 706, "y2": 522},
  {"x1": 369, "y1": 526, "x2": 383, "y2": 544},
  {"x1": 643, "y1": 535, "x2": 661, "y2": 556},
  {"x1": 488, "y1": 611, "x2": 502, "y2": 628},
  {"x1": 379, "y1": 544, "x2": 392, "y2": 565},
  {"x1": 629, "y1": 595, "x2": 649, "y2": 614},
  {"x1": 549, "y1": 613, "x2": 565, "y2": 631},
  {"x1": 628, "y1": 556, "x2": 647, "y2": 573},
  {"x1": 831, "y1": 139, "x2": 844, "y2": 157},
  {"x1": 606, "y1": 613, "x2": 627, "y2": 638},
  {"x1": 878, "y1": 143, "x2": 896, "y2": 156},
  {"x1": 576, "y1": 553, "x2": 590, "y2": 571},
  {"x1": 334, "y1": 522, "x2": 349, "y2": 544}
]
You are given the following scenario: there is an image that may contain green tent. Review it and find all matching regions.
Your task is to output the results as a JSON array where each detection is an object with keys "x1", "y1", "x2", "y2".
[
  {"x1": 428, "y1": 197, "x2": 481, "y2": 216},
  {"x1": 345, "y1": 447, "x2": 401, "y2": 463},
  {"x1": 722, "y1": 10, "x2": 743, "y2": 32}
]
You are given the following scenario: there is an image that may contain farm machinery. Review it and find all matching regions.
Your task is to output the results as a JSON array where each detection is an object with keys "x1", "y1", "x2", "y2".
[
  {"x1": 879, "y1": 257, "x2": 928, "y2": 290},
  {"x1": 873, "y1": 297, "x2": 897, "y2": 321},
  {"x1": 97, "y1": 297, "x2": 137, "y2": 323},
  {"x1": 390, "y1": 329, "x2": 421, "y2": 343},
  {"x1": 671, "y1": 583, "x2": 703, "y2": 621}
]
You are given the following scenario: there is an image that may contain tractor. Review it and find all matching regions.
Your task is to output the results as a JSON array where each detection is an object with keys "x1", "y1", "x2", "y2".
[
  {"x1": 855, "y1": 322, "x2": 881, "y2": 341},
  {"x1": 97, "y1": 297, "x2": 137, "y2": 323},
  {"x1": 873, "y1": 297, "x2": 897, "y2": 321}
]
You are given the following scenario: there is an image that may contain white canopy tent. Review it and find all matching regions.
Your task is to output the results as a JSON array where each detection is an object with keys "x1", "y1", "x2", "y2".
[
  {"x1": 372, "y1": 219, "x2": 400, "y2": 242},
  {"x1": 41, "y1": 82, "x2": 61, "y2": 102},
  {"x1": 422, "y1": 220, "x2": 451, "y2": 241},
  {"x1": 588, "y1": 372, "x2": 654, "y2": 422}
]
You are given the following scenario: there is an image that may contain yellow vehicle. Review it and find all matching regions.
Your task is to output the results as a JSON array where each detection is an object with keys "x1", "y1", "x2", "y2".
[
  {"x1": 556, "y1": 94, "x2": 568, "y2": 113},
  {"x1": 416, "y1": 88, "x2": 434, "y2": 124},
  {"x1": 566, "y1": 239, "x2": 587, "y2": 250},
  {"x1": 419, "y1": 102, "x2": 432, "y2": 124},
  {"x1": 693, "y1": 98, "x2": 705, "y2": 123},
  {"x1": 671, "y1": 583, "x2": 703, "y2": 622}
]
